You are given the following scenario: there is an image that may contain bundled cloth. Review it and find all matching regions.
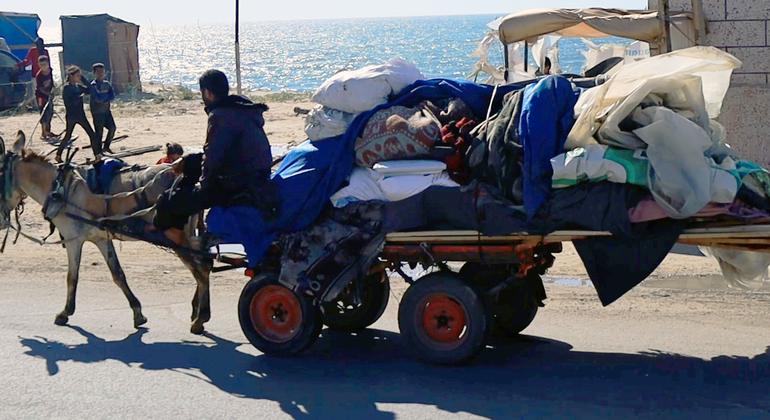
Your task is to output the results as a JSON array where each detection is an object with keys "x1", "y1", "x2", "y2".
[
  {"x1": 312, "y1": 58, "x2": 424, "y2": 114},
  {"x1": 330, "y1": 161, "x2": 459, "y2": 207},
  {"x1": 355, "y1": 104, "x2": 441, "y2": 166},
  {"x1": 304, "y1": 105, "x2": 356, "y2": 140}
]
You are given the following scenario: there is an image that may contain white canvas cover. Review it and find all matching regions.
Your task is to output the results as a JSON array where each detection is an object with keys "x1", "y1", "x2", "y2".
[
  {"x1": 497, "y1": 8, "x2": 685, "y2": 45},
  {"x1": 567, "y1": 46, "x2": 741, "y2": 150}
]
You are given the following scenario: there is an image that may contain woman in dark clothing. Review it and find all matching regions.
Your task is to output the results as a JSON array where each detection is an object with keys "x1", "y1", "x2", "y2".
[{"x1": 57, "y1": 65, "x2": 98, "y2": 163}]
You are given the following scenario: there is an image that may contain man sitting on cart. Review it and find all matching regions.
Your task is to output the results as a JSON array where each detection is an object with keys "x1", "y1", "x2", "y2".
[{"x1": 153, "y1": 69, "x2": 277, "y2": 245}]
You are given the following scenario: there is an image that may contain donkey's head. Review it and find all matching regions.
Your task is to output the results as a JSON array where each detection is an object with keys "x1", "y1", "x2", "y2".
[{"x1": 0, "y1": 131, "x2": 29, "y2": 229}]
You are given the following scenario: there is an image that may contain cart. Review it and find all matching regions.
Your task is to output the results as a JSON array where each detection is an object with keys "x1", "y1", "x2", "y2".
[{"x1": 229, "y1": 222, "x2": 770, "y2": 365}]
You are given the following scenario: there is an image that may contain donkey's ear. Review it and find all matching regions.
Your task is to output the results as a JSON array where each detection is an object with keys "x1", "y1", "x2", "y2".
[{"x1": 12, "y1": 130, "x2": 26, "y2": 154}]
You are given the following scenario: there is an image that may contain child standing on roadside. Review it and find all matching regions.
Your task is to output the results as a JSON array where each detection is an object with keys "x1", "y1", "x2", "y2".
[
  {"x1": 35, "y1": 55, "x2": 54, "y2": 140},
  {"x1": 89, "y1": 63, "x2": 117, "y2": 154},
  {"x1": 57, "y1": 65, "x2": 97, "y2": 162}
]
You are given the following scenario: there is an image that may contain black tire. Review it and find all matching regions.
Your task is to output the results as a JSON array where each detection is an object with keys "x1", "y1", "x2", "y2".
[
  {"x1": 238, "y1": 274, "x2": 321, "y2": 356},
  {"x1": 493, "y1": 287, "x2": 539, "y2": 336},
  {"x1": 459, "y1": 263, "x2": 540, "y2": 337},
  {"x1": 323, "y1": 272, "x2": 390, "y2": 332},
  {"x1": 398, "y1": 272, "x2": 488, "y2": 365}
]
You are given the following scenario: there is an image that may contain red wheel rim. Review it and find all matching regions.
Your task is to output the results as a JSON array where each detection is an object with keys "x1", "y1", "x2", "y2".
[
  {"x1": 419, "y1": 293, "x2": 468, "y2": 346},
  {"x1": 249, "y1": 285, "x2": 303, "y2": 343}
]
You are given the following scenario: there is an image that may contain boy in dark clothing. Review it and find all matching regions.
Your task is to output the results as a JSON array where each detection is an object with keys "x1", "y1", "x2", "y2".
[
  {"x1": 35, "y1": 55, "x2": 54, "y2": 140},
  {"x1": 153, "y1": 69, "x2": 277, "y2": 245},
  {"x1": 89, "y1": 63, "x2": 117, "y2": 153},
  {"x1": 57, "y1": 65, "x2": 98, "y2": 163}
]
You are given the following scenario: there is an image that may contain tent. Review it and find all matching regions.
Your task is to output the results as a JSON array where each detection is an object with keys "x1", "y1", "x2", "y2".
[
  {"x1": 61, "y1": 14, "x2": 141, "y2": 93},
  {"x1": 0, "y1": 49, "x2": 31, "y2": 109},
  {"x1": 0, "y1": 11, "x2": 41, "y2": 60}
]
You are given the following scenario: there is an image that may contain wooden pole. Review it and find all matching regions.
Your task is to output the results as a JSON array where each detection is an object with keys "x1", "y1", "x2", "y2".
[
  {"x1": 691, "y1": 0, "x2": 707, "y2": 45},
  {"x1": 235, "y1": 0, "x2": 243, "y2": 95},
  {"x1": 657, "y1": 0, "x2": 672, "y2": 53}
]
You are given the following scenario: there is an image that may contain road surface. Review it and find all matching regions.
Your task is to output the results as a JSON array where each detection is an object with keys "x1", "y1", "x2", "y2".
[{"x1": 1, "y1": 259, "x2": 769, "y2": 419}]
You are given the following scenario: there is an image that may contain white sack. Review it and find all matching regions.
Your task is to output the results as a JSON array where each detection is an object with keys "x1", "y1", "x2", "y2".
[
  {"x1": 379, "y1": 172, "x2": 459, "y2": 202},
  {"x1": 312, "y1": 59, "x2": 424, "y2": 114},
  {"x1": 567, "y1": 46, "x2": 741, "y2": 149},
  {"x1": 329, "y1": 168, "x2": 387, "y2": 207},
  {"x1": 304, "y1": 105, "x2": 355, "y2": 140}
]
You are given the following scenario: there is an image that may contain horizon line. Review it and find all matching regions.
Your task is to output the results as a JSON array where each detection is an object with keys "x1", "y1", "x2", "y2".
[{"x1": 36, "y1": 11, "x2": 510, "y2": 30}]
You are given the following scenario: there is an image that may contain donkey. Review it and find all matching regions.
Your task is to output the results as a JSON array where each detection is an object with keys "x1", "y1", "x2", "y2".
[{"x1": 0, "y1": 131, "x2": 213, "y2": 333}]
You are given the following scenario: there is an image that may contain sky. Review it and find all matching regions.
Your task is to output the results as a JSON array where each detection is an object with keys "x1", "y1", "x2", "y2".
[{"x1": 4, "y1": 0, "x2": 648, "y2": 30}]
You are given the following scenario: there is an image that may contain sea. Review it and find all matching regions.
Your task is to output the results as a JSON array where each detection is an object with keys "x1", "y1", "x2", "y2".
[{"x1": 43, "y1": 14, "x2": 630, "y2": 93}]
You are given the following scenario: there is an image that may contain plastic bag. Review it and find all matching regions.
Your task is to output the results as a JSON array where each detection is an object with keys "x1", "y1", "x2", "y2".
[{"x1": 700, "y1": 247, "x2": 770, "y2": 290}]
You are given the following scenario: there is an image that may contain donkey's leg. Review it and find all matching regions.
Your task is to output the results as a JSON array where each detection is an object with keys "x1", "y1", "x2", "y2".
[
  {"x1": 177, "y1": 253, "x2": 212, "y2": 335},
  {"x1": 96, "y1": 240, "x2": 147, "y2": 328},
  {"x1": 55, "y1": 240, "x2": 85, "y2": 326}
]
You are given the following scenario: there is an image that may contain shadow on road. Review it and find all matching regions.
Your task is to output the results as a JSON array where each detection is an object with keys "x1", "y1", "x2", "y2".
[{"x1": 19, "y1": 326, "x2": 770, "y2": 417}]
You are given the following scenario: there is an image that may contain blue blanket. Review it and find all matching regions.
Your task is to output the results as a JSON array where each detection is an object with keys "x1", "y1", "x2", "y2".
[
  {"x1": 519, "y1": 76, "x2": 581, "y2": 219},
  {"x1": 207, "y1": 78, "x2": 532, "y2": 265}
]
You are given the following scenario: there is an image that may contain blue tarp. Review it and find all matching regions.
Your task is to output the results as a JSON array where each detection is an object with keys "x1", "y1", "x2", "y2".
[
  {"x1": 0, "y1": 12, "x2": 40, "y2": 60},
  {"x1": 207, "y1": 78, "x2": 532, "y2": 265}
]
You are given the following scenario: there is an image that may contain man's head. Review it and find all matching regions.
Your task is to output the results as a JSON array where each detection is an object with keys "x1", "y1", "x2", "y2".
[
  {"x1": 35, "y1": 37, "x2": 44, "y2": 51},
  {"x1": 66, "y1": 65, "x2": 81, "y2": 83},
  {"x1": 165, "y1": 142, "x2": 184, "y2": 161},
  {"x1": 198, "y1": 69, "x2": 229, "y2": 106},
  {"x1": 38, "y1": 55, "x2": 50, "y2": 71},
  {"x1": 92, "y1": 63, "x2": 106, "y2": 80},
  {"x1": 543, "y1": 57, "x2": 552, "y2": 75}
]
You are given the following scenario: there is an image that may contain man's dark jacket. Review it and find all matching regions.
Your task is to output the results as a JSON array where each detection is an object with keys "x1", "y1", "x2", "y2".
[{"x1": 201, "y1": 95, "x2": 272, "y2": 193}]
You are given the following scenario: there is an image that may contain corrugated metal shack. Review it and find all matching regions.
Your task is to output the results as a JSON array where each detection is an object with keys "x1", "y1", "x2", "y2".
[{"x1": 61, "y1": 14, "x2": 141, "y2": 93}]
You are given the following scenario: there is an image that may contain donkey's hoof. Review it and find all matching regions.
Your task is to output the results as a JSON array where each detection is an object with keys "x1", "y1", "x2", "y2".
[
  {"x1": 134, "y1": 315, "x2": 148, "y2": 329},
  {"x1": 190, "y1": 323, "x2": 205, "y2": 335},
  {"x1": 54, "y1": 314, "x2": 69, "y2": 326}
]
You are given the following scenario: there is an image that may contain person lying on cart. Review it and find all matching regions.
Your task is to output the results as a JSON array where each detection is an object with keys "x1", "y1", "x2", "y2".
[{"x1": 152, "y1": 69, "x2": 278, "y2": 246}]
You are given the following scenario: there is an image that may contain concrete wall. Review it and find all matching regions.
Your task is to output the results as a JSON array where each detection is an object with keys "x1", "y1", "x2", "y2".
[{"x1": 649, "y1": 0, "x2": 770, "y2": 164}]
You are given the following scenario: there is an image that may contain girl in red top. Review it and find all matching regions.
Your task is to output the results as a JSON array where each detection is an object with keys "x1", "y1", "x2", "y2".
[
  {"x1": 18, "y1": 38, "x2": 49, "y2": 77},
  {"x1": 157, "y1": 143, "x2": 184, "y2": 164}
]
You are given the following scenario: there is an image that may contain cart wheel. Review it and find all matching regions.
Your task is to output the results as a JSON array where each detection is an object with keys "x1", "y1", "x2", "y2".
[
  {"x1": 323, "y1": 272, "x2": 390, "y2": 332},
  {"x1": 238, "y1": 274, "x2": 321, "y2": 356},
  {"x1": 493, "y1": 286, "x2": 539, "y2": 336},
  {"x1": 460, "y1": 263, "x2": 541, "y2": 336},
  {"x1": 398, "y1": 272, "x2": 488, "y2": 365}
]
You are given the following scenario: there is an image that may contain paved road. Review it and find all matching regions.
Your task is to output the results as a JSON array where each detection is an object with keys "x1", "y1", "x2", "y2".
[{"x1": 1, "y1": 273, "x2": 769, "y2": 419}]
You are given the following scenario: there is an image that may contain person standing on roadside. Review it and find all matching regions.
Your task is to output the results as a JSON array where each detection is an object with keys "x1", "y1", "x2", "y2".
[
  {"x1": 89, "y1": 63, "x2": 117, "y2": 154},
  {"x1": 35, "y1": 55, "x2": 55, "y2": 140},
  {"x1": 17, "y1": 38, "x2": 49, "y2": 79},
  {"x1": 57, "y1": 65, "x2": 98, "y2": 162}
]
